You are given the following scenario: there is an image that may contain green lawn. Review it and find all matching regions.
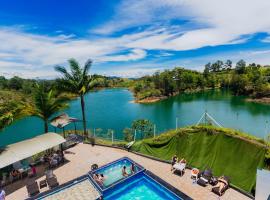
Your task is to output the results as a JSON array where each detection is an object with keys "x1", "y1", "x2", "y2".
[{"x1": 131, "y1": 126, "x2": 268, "y2": 193}]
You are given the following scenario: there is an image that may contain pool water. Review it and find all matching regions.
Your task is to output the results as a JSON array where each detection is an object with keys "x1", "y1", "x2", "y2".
[
  {"x1": 104, "y1": 173, "x2": 181, "y2": 200},
  {"x1": 92, "y1": 158, "x2": 142, "y2": 188}
]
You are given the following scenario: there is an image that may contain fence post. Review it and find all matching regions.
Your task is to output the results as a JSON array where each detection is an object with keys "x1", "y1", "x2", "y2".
[
  {"x1": 176, "y1": 117, "x2": 178, "y2": 130},
  {"x1": 134, "y1": 130, "x2": 136, "y2": 142},
  {"x1": 112, "y1": 130, "x2": 114, "y2": 144},
  {"x1": 154, "y1": 125, "x2": 156, "y2": 138},
  {"x1": 93, "y1": 128, "x2": 96, "y2": 138}
]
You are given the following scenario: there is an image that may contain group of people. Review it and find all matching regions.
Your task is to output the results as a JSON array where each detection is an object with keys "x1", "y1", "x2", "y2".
[
  {"x1": 9, "y1": 164, "x2": 37, "y2": 181},
  {"x1": 122, "y1": 163, "x2": 136, "y2": 177},
  {"x1": 171, "y1": 154, "x2": 229, "y2": 196},
  {"x1": 171, "y1": 155, "x2": 187, "y2": 171},
  {"x1": 42, "y1": 150, "x2": 64, "y2": 168},
  {"x1": 94, "y1": 163, "x2": 136, "y2": 186}
]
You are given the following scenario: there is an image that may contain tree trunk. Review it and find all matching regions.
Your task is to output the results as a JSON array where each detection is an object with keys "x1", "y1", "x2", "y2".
[
  {"x1": 44, "y1": 119, "x2": 48, "y2": 133},
  {"x1": 80, "y1": 95, "x2": 87, "y2": 138}
]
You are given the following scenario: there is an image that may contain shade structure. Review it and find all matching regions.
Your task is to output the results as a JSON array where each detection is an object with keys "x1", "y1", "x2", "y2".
[
  {"x1": 50, "y1": 113, "x2": 79, "y2": 128},
  {"x1": 0, "y1": 132, "x2": 66, "y2": 169}
]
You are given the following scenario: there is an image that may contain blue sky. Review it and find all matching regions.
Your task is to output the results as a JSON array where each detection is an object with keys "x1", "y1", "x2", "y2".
[{"x1": 1, "y1": 0, "x2": 270, "y2": 78}]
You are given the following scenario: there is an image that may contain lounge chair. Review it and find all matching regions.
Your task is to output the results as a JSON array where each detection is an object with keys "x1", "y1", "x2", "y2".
[
  {"x1": 212, "y1": 176, "x2": 230, "y2": 196},
  {"x1": 125, "y1": 141, "x2": 135, "y2": 151},
  {"x1": 197, "y1": 169, "x2": 213, "y2": 187},
  {"x1": 47, "y1": 176, "x2": 59, "y2": 189},
  {"x1": 26, "y1": 181, "x2": 40, "y2": 197}
]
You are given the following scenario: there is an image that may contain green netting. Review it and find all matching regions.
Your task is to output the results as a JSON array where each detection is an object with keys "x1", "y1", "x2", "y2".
[{"x1": 131, "y1": 129, "x2": 266, "y2": 192}]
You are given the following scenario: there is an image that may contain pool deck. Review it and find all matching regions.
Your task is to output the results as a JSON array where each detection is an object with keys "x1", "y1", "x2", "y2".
[{"x1": 6, "y1": 143, "x2": 252, "y2": 200}]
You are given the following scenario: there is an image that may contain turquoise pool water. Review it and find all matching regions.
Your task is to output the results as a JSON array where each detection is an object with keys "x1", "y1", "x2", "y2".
[
  {"x1": 91, "y1": 158, "x2": 143, "y2": 188},
  {"x1": 104, "y1": 174, "x2": 181, "y2": 200}
]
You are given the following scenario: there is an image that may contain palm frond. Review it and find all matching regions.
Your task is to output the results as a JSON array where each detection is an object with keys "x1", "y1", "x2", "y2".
[{"x1": 83, "y1": 59, "x2": 93, "y2": 77}]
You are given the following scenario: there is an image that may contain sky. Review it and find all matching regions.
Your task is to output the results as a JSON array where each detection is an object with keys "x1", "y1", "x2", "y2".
[{"x1": 1, "y1": 0, "x2": 270, "y2": 78}]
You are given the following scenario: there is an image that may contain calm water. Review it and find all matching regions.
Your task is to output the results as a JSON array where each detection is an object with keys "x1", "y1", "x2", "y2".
[{"x1": 1, "y1": 88, "x2": 270, "y2": 146}]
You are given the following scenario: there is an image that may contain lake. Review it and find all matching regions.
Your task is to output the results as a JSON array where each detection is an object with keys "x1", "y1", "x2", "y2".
[{"x1": 1, "y1": 88, "x2": 270, "y2": 146}]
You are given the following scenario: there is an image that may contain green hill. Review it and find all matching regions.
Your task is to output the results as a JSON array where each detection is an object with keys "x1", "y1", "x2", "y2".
[{"x1": 131, "y1": 126, "x2": 269, "y2": 193}]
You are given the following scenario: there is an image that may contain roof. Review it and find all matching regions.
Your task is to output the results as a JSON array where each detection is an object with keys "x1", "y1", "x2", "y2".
[{"x1": 0, "y1": 132, "x2": 66, "y2": 169}]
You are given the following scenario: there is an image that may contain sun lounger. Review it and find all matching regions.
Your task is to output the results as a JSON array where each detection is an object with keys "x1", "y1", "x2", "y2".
[
  {"x1": 26, "y1": 181, "x2": 40, "y2": 197},
  {"x1": 126, "y1": 141, "x2": 135, "y2": 149},
  {"x1": 197, "y1": 169, "x2": 213, "y2": 187},
  {"x1": 47, "y1": 176, "x2": 59, "y2": 189},
  {"x1": 212, "y1": 176, "x2": 230, "y2": 196}
]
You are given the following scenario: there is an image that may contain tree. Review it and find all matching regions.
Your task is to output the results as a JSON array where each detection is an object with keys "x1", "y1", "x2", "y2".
[
  {"x1": 55, "y1": 58, "x2": 98, "y2": 137},
  {"x1": 0, "y1": 76, "x2": 8, "y2": 89},
  {"x1": 123, "y1": 128, "x2": 133, "y2": 142},
  {"x1": 8, "y1": 76, "x2": 23, "y2": 90},
  {"x1": 235, "y1": 59, "x2": 246, "y2": 74},
  {"x1": 0, "y1": 101, "x2": 25, "y2": 130},
  {"x1": 225, "y1": 60, "x2": 232, "y2": 70},
  {"x1": 211, "y1": 60, "x2": 223, "y2": 72},
  {"x1": 204, "y1": 63, "x2": 211, "y2": 76},
  {"x1": 33, "y1": 83, "x2": 68, "y2": 133},
  {"x1": 132, "y1": 119, "x2": 154, "y2": 139}
]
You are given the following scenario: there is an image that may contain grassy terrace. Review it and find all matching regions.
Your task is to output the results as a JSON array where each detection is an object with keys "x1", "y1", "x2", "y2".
[{"x1": 93, "y1": 125, "x2": 270, "y2": 194}]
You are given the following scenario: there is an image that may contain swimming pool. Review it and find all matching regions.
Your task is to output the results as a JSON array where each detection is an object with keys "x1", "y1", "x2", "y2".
[
  {"x1": 31, "y1": 157, "x2": 191, "y2": 200},
  {"x1": 103, "y1": 173, "x2": 182, "y2": 200},
  {"x1": 90, "y1": 157, "x2": 144, "y2": 190}
]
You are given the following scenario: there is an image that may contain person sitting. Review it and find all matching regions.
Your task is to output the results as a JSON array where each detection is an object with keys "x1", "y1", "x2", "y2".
[
  {"x1": 213, "y1": 176, "x2": 229, "y2": 195},
  {"x1": 171, "y1": 155, "x2": 178, "y2": 171},
  {"x1": 0, "y1": 186, "x2": 5, "y2": 200},
  {"x1": 99, "y1": 174, "x2": 105, "y2": 182},
  {"x1": 93, "y1": 174, "x2": 103, "y2": 185},
  {"x1": 130, "y1": 163, "x2": 136, "y2": 174},
  {"x1": 29, "y1": 164, "x2": 37, "y2": 177},
  {"x1": 178, "y1": 158, "x2": 187, "y2": 164},
  {"x1": 10, "y1": 169, "x2": 20, "y2": 178},
  {"x1": 122, "y1": 166, "x2": 128, "y2": 177},
  {"x1": 49, "y1": 157, "x2": 58, "y2": 168},
  {"x1": 9, "y1": 169, "x2": 20, "y2": 182}
]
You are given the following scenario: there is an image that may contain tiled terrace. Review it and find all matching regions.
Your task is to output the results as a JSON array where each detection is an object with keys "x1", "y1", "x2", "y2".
[{"x1": 6, "y1": 143, "x2": 252, "y2": 200}]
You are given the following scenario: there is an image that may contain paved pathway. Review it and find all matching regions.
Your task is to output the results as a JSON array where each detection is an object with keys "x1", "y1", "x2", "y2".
[{"x1": 6, "y1": 143, "x2": 252, "y2": 200}]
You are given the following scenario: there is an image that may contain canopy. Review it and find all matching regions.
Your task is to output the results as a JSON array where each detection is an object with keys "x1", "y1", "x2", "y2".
[
  {"x1": 50, "y1": 113, "x2": 79, "y2": 128},
  {"x1": 0, "y1": 132, "x2": 66, "y2": 169}
]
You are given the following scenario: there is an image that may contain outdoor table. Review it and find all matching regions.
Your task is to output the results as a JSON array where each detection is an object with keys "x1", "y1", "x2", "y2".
[{"x1": 173, "y1": 163, "x2": 186, "y2": 176}]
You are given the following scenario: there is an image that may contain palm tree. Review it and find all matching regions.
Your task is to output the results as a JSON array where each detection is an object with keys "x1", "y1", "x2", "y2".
[
  {"x1": 55, "y1": 58, "x2": 97, "y2": 137},
  {"x1": 33, "y1": 83, "x2": 68, "y2": 133}
]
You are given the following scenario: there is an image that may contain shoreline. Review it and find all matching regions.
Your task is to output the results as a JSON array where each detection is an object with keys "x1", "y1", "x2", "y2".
[
  {"x1": 133, "y1": 87, "x2": 214, "y2": 104},
  {"x1": 246, "y1": 97, "x2": 270, "y2": 104},
  {"x1": 133, "y1": 96, "x2": 168, "y2": 103}
]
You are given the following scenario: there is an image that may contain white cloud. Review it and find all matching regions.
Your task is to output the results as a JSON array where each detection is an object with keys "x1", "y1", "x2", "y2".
[
  {"x1": 93, "y1": 0, "x2": 270, "y2": 51},
  {"x1": 0, "y1": 28, "x2": 149, "y2": 78},
  {"x1": 1, "y1": 0, "x2": 270, "y2": 78}
]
